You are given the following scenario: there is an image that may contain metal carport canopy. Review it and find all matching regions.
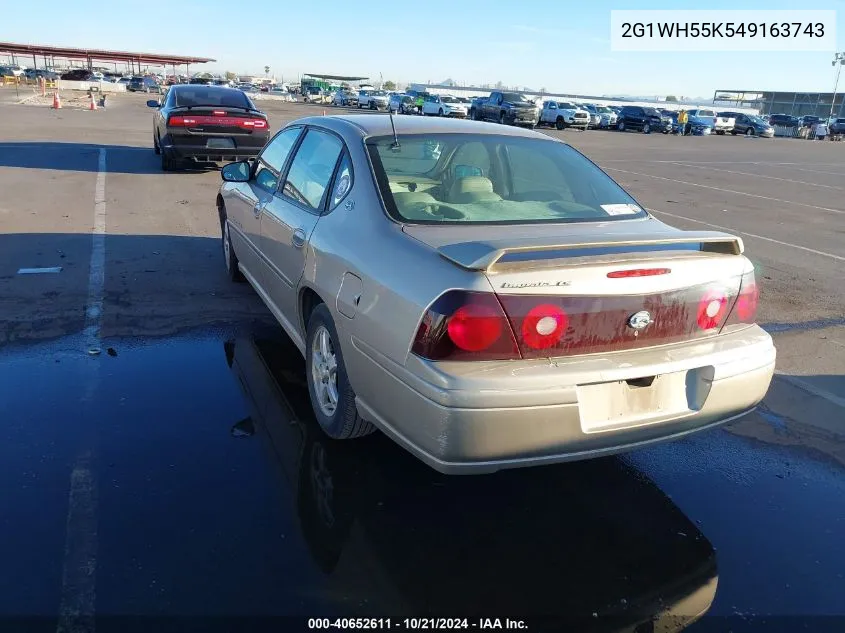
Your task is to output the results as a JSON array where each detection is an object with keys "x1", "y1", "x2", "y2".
[
  {"x1": 0, "y1": 41, "x2": 215, "y2": 65},
  {"x1": 304, "y1": 73, "x2": 369, "y2": 80}
]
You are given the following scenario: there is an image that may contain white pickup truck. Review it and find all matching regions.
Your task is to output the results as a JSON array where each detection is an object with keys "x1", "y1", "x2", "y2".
[
  {"x1": 537, "y1": 101, "x2": 591, "y2": 130},
  {"x1": 686, "y1": 108, "x2": 735, "y2": 135}
]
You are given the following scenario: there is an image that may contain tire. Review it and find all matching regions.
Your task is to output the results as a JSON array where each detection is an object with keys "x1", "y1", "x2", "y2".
[
  {"x1": 499, "y1": 112, "x2": 506, "y2": 125},
  {"x1": 221, "y1": 218, "x2": 245, "y2": 283},
  {"x1": 470, "y1": 108, "x2": 478, "y2": 121},
  {"x1": 643, "y1": 122, "x2": 651, "y2": 134},
  {"x1": 746, "y1": 127, "x2": 754, "y2": 137},
  {"x1": 554, "y1": 117, "x2": 564, "y2": 130},
  {"x1": 617, "y1": 120, "x2": 625, "y2": 131},
  {"x1": 160, "y1": 149, "x2": 175, "y2": 171},
  {"x1": 438, "y1": 108, "x2": 444, "y2": 116},
  {"x1": 153, "y1": 133, "x2": 161, "y2": 155},
  {"x1": 305, "y1": 304, "x2": 375, "y2": 440}
]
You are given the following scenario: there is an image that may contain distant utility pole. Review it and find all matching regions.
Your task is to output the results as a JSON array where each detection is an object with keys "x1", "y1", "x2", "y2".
[{"x1": 829, "y1": 52, "x2": 845, "y2": 120}]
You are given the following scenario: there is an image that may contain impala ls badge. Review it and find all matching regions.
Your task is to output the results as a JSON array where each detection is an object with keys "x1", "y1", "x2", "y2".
[{"x1": 628, "y1": 311, "x2": 652, "y2": 330}]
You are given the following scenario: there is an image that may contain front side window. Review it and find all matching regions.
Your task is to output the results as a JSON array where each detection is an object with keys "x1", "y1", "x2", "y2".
[
  {"x1": 254, "y1": 127, "x2": 302, "y2": 192},
  {"x1": 281, "y1": 129, "x2": 343, "y2": 211},
  {"x1": 367, "y1": 134, "x2": 646, "y2": 225}
]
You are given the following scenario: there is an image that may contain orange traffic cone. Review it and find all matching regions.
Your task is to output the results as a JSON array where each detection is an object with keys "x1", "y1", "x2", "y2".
[
  {"x1": 52, "y1": 92, "x2": 61, "y2": 109},
  {"x1": 89, "y1": 93, "x2": 97, "y2": 111}
]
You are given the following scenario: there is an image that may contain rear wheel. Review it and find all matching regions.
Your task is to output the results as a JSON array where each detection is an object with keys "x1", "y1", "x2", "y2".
[
  {"x1": 160, "y1": 149, "x2": 175, "y2": 171},
  {"x1": 643, "y1": 122, "x2": 651, "y2": 134},
  {"x1": 617, "y1": 120, "x2": 625, "y2": 131},
  {"x1": 153, "y1": 132, "x2": 161, "y2": 155},
  {"x1": 306, "y1": 304, "x2": 375, "y2": 440},
  {"x1": 438, "y1": 108, "x2": 444, "y2": 116}
]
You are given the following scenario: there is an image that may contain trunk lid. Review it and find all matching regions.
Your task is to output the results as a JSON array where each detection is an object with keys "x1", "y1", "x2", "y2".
[{"x1": 403, "y1": 220, "x2": 754, "y2": 358}]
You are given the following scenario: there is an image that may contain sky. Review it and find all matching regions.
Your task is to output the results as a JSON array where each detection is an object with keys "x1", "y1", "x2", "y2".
[{"x1": 3, "y1": 0, "x2": 845, "y2": 98}]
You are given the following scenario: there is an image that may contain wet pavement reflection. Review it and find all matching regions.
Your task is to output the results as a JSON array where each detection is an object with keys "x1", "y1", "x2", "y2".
[{"x1": 1, "y1": 324, "x2": 843, "y2": 632}]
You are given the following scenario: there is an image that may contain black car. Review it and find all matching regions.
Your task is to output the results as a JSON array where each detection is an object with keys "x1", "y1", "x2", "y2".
[
  {"x1": 767, "y1": 114, "x2": 799, "y2": 128},
  {"x1": 616, "y1": 106, "x2": 672, "y2": 134},
  {"x1": 129, "y1": 76, "x2": 160, "y2": 93},
  {"x1": 828, "y1": 117, "x2": 845, "y2": 134},
  {"x1": 718, "y1": 111, "x2": 774, "y2": 137},
  {"x1": 148, "y1": 85, "x2": 271, "y2": 171},
  {"x1": 60, "y1": 69, "x2": 95, "y2": 81},
  {"x1": 798, "y1": 115, "x2": 821, "y2": 128}
]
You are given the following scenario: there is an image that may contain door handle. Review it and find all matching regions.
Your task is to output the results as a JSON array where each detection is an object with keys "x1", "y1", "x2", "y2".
[
  {"x1": 291, "y1": 228, "x2": 307, "y2": 248},
  {"x1": 253, "y1": 202, "x2": 265, "y2": 217}
]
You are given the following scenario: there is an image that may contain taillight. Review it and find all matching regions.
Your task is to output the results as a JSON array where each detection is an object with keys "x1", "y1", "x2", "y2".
[
  {"x1": 725, "y1": 270, "x2": 759, "y2": 325},
  {"x1": 696, "y1": 288, "x2": 729, "y2": 330},
  {"x1": 411, "y1": 291, "x2": 520, "y2": 361},
  {"x1": 167, "y1": 115, "x2": 267, "y2": 129},
  {"x1": 607, "y1": 268, "x2": 671, "y2": 278},
  {"x1": 168, "y1": 115, "x2": 197, "y2": 127},
  {"x1": 521, "y1": 304, "x2": 568, "y2": 350}
]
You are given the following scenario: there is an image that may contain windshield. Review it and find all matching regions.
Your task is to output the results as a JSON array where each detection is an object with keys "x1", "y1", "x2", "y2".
[
  {"x1": 373, "y1": 91, "x2": 387, "y2": 96},
  {"x1": 750, "y1": 116, "x2": 768, "y2": 125},
  {"x1": 173, "y1": 88, "x2": 251, "y2": 108},
  {"x1": 644, "y1": 108, "x2": 661, "y2": 116},
  {"x1": 502, "y1": 92, "x2": 532, "y2": 103},
  {"x1": 367, "y1": 134, "x2": 646, "y2": 225},
  {"x1": 442, "y1": 96, "x2": 459, "y2": 103}
]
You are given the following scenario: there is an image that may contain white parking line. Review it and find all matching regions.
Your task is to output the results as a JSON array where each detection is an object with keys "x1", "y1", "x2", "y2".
[
  {"x1": 83, "y1": 149, "x2": 107, "y2": 348},
  {"x1": 57, "y1": 149, "x2": 106, "y2": 633},
  {"x1": 784, "y1": 165, "x2": 845, "y2": 177},
  {"x1": 56, "y1": 452, "x2": 98, "y2": 633},
  {"x1": 669, "y1": 162, "x2": 845, "y2": 191},
  {"x1": 776, "y1": 373, "x2": 845, "y2": 410},
  {"x1": 606, "y1": 167, "x2": 845, "y2": 215},
  {"x1": 647, "y1": 208, "x2": 845, "y2": 262}
]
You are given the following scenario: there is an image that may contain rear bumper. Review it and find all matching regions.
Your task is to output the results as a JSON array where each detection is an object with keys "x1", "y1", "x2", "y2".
[
  {"x1": 351, "y1": 325, "x2": 776, "y2": 474},
  {"x1": 162, "y1": 134, "x2": 267, "y2": 161}
]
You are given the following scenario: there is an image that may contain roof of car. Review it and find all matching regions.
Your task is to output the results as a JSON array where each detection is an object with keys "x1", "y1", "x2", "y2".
[{"x1": 297, "y1": 114, "x2": 549, "y2": 140}]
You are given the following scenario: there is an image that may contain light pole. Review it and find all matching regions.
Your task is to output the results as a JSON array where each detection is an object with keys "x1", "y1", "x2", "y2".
[{"x1": 828, "y1": 52, "x2": 845, "y2": 121}]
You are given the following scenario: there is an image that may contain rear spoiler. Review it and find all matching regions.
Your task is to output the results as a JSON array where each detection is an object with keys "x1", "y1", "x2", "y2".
[{"x1": 437, "y1": 231, "x2": 744, "y2": 272}]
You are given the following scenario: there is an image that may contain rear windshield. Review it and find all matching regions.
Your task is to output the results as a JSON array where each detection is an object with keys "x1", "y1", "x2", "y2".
[
  {"x1": 174, "y1": 89, "x2": 251, "y2": 108},
  {"x1": 367, "y1": 134, "x2": 647, "y2": 225}
]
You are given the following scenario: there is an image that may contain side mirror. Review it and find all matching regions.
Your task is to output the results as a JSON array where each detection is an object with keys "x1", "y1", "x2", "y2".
[
  {"x1": 221, "y1": 161, "x2": 251, "y2": 183},
  {"x1": 146, "y1": 99, "x2": 160, "y2": 108}
]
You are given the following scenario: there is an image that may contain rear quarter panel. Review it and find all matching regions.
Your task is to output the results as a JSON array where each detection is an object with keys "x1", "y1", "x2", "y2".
[{"x1": 300, "y1": 137, "x2": 491, "y2": 406}]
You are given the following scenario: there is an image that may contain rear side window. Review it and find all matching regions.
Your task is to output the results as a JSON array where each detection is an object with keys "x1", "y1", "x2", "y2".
[
  {"x1": 330, "y1": 152, "x2": 353, "y2": 209},
  {"x1": 281, "y1": 129, "x2": 343, "y2": 211}
]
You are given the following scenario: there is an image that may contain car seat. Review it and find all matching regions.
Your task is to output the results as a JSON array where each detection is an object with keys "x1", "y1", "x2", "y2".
[{"x1": 447, "y1": 176, "x2": 502, "y2": 204}]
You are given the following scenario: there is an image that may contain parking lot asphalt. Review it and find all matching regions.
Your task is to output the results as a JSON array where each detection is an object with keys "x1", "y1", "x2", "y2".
[{"x1": 1, "y1": 90, "x2": 843, "y2": 631}]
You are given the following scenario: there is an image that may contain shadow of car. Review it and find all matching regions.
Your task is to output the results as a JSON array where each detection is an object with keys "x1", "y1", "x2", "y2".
[{"x1": 224, "y1": 331, "x2": 720, "y2": 629}]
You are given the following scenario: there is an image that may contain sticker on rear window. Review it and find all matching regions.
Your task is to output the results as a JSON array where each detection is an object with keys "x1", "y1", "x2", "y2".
[{"x1": 601, "y1": 203, "x2": 641, "y2": 216}]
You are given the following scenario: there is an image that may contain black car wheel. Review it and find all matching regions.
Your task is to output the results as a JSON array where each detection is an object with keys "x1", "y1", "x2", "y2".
[
  {"x1": 153, "y1": 133, "x2": 161, "y2": 155},
  {"x1": 555, "y1": 117, "x2": 565, "y2": 130},
  {"x1": 499, "y1": 112, "x2": 506, "y2": 125},
  {"x1": 306, "y1": 304, "x2": 375, "y2": 440},
  {"x1": 160, "y1": 149, "x2": 175, "y2": 171},
  {"x1": 643, "y1": 122, "x2": 651, "y2": 134},
  {"x1": 438, "y1": 108, "x2": 444, "y2": 117}
]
